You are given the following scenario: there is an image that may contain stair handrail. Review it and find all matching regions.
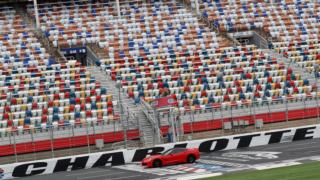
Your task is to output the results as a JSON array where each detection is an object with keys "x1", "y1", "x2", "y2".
[{"x1": 140, "y1": 98, "x2": 162, "y2": 144}]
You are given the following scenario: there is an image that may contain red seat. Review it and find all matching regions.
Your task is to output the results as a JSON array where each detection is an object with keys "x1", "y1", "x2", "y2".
[
  {"x1": 70, "y1": 105, "x2": 75, "y2": 112},
  {"x1": 54, "y1": 93, "x2": 60, "y2": 100},
  {"x1": 90, "y1": 89, "x2": 96, "y2": 95},
  {"x1": 96, "y1": 95, "x2": 101, "y2": 102},
  {"x1": 41, "y1": 115, "x2": 47, "y2": 123},
  {"x1": 75, "y1": 97, "x2": 81, "y2": 104},
  {"x1": 3, "y1": 113, "x2": 9, "y2": 120},
  {"x1": 107, "y1": 101, "x2": 113, "y2": 107},
  {"x1": 80, "y1": 103, "x2": 86, "y2": 111},
  {"x1": 85, "y1": 96, "x2": 91, "y2": 103},
  {"x1": 48, "y1": 100, "x2": 54, "y2": 107},
  {"x1": 107, "y1": 107, "x2": 113, "y2": 115},
  {"x1": 32, "y1": 102, "x2": 38, "y2": 109},
  {"x1": 4, "y1": 105, "x2": 10, "y2": 112},
  {"x1": 65, "y1": 92, "x2": 70, "y2": 98},
  {"x1": 10, "y1": 98, "x2": 17, "y2": 105},
  {"x1": 85, "y1": 110, "x2": 92, "y2": 117}
]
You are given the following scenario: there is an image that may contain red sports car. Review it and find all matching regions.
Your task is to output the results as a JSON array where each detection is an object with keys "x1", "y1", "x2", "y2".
[{"x1": 141, "y1": 148, "x2": 200, "y2": 168}]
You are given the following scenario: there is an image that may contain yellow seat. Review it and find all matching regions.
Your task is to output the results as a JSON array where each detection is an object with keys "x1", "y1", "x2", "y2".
[{"x1": 19, "y1": 118, "x2": 24, "y2": 126}]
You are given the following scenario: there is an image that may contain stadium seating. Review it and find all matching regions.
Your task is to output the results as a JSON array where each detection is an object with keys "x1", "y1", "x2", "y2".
[
  {"x1": 19, "y1": 0, "x2": 320, "y2": 142},
  {"x1": 27, "y1": 1, "x2": 230, "y2": 49},
  {"x1": 0, "y1": 6, "x2": 118, "y2": 138},
  {"x1": 193, "y1": 0, "x2": 320, "y2": 75},
  {"x1": 0, "y1": 0, "x2": 319, "y2": 158},
  {"x1": 0, "y1": 7, "x2": 52, "y2": 66},
  {"x1": 90, "y1": 1, "x2": 314, "y2": 110},
  {"x1": 25, "y1": 0, "x2": 319, "y2": 116}
]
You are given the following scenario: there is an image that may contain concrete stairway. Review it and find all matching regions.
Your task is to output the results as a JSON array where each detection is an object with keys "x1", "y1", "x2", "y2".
[
  {"x1": 263, "y1": 49, "x2": 315, "y2": 84},
  {"x1": 87, "y1": 66, "x2": 157, "y2": 147}
]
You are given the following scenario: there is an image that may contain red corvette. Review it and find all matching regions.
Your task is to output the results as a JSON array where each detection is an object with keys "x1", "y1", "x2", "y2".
[{"x1": 141, "y1": 148, "x2": 200, "y2": 168}]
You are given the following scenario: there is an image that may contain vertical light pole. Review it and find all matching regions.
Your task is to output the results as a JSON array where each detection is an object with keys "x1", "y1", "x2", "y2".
[
  {"x1": 33, "y1": 0, "x2": 40, "y2": 29},
  {"x1": 194, "y1": 0, "x2": 200, "y2": 16},
  {"x1": 116, "y1": 0, "x2": 121, "y2": 18}
]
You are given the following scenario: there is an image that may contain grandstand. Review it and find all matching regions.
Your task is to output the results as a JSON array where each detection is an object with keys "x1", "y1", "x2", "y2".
[{"x1": 0, "y1": 0, "x2": 319, "y2": 166}]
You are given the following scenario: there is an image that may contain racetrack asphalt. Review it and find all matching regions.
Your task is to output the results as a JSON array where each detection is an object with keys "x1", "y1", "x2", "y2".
[{"x1": 20, "y1": 138, "x2": 320, "y2": 180}]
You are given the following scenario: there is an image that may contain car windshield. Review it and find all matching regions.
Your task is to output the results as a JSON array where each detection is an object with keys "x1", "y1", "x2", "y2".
[
  {"x1": 161, "y1": 149, "x2": 173, "y2": 155},
  {"x1": 161, "y1": 148, "x2": 186, "y2": 155}
]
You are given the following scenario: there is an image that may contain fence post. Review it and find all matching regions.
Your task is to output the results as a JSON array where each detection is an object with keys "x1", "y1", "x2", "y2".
[
  {"x1": 92, "y1": 121, "x2": 96, "y2": 136},
  {"x1": 12, "y1": 131, "x2": 18, "y2": 163},
  {"x1": 30, "y1": 128, "x2": 35, "y2": 160},
  {"x1": 135, "y1": 114, "x2": 143, "y2": 146},
  {"x1": 49, "y1": 127, "x2": 55, "y2": 158},
  {"x1": 189, "y1": 110, "x2": 194, "y2": 138},
  {"x1": 172, "y1": 108, "x2": 176, "y2": 143},
  {"x1": 303, "y1": 98, "x2": 306, "y2": 119},
  {"x1": 71, "y1": 125, "x2": 75, "y2": 155},
  {"x1": 231, "y1": 105, "x2": 234, "y2": 120},
  {"x1": 117, "y1": 82, "x2": 127, "y2": 149},
  {"x1": 267, "y1": 100, "x2": 271, "y2": 122},
  {"x1": 211, "y1": 107, "x2": 214, "y2": 121},
  {"x1": 127, "y1": 106, "x2": 130, "y2": 134},
  {"x1": 220, "y1": 106, "x2": 224, "y2": 135},
  {"x1": 253, "y1": 100, "x2": 257, "y2": 131},
  {"x1": 249, "y1": 102, "x2": 253, "y2": 123},
  {"x1": 315, "y1": 78, "x2": 320, "y2": 122},
  {"x1": 86, "y1": 122, "x2": 91, "y2": 154},
  {"x1": 285, "y1": 98, "x2": 289, "y2": 123}
]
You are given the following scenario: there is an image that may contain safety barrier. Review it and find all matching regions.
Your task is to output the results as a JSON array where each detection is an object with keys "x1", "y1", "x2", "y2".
[
  {"x1": 0, "y1": 124, "x2": 319, "y2": 179},
  {"x1": 1, "y1": 106, "x2": 319, "y2": 157},
  {"x1": 0, "y1": 129, "x2": 140, "y2": 157}
]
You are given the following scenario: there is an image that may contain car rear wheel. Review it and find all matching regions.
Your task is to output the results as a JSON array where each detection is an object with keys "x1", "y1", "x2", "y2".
[
  {"x1": 152, "y1": 159, "x2": 162, "y2": 168},
  {"x1": 187, "y1": 155, "x2": 196, "y2": 163}
]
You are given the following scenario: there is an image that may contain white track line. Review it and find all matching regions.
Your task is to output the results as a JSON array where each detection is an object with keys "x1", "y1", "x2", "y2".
[
  {"x1": 263, "y1": 140, "x2": 320, "y2": 150},
  {"x1": 254, "y1": 162, "x2": 301, "y2": 170},
  {"x1": 66, "y1": 169, "x2": 111, "y2": 176},
  {"x1": 77, "y1": 172, "x2": 125, "y2": 180},
  {"x1": 107, "y1": 175, "x2": 142, "y2": 180},
  {"x1": 176, "y1": 173, "x2": 223, "y2": 180}
]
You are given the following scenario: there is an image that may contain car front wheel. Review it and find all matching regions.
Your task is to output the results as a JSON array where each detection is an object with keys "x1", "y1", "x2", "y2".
[
  {"x1": 187, "y1": 155, "x2": 196, "y2": 163},
  {"x1": 152, "y1": 159, "x2": 162, "y2": 168}
]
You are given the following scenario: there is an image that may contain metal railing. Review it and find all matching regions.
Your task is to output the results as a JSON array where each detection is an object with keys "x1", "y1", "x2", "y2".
[
  {"x1": 140, "y1": 99, "x2": 163, "y2": 145},
  {"x1": 0, "y1": 119, "x2": 141, "y2": 165},
  {"x1": 156, "y1": 96, "x2": 320, "y2": 141}
]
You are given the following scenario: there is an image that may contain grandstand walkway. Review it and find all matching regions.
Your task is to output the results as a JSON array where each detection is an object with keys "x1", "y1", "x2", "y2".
[
  {"x1": 179, "y1": 0, "x2": 238, "y2": 47},
  {"x1": 87, "y1": 66, "x2": 157, "y2": 147},
  {"x1": 15, "y1": 5, "x2": 66, "y2": 63}
]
